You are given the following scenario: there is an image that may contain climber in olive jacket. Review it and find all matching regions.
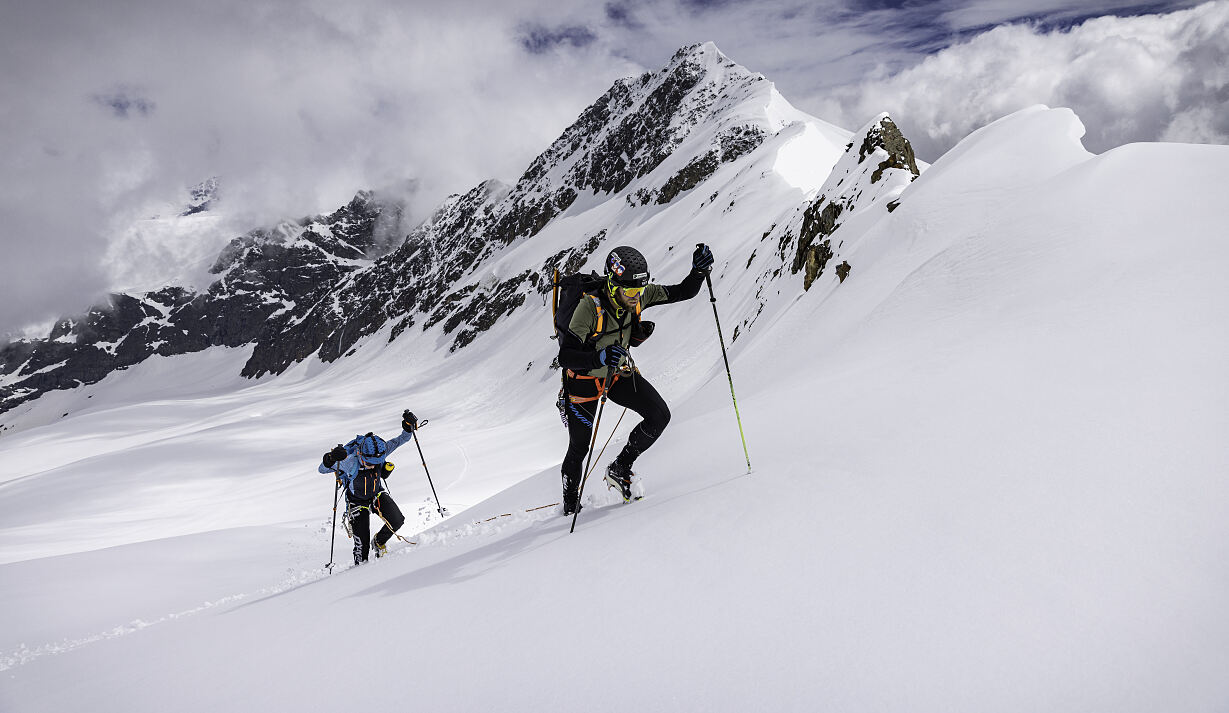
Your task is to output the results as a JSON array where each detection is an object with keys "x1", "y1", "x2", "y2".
[{"x1": 556, "y1": 243, "x2": 714, "y2": 514}]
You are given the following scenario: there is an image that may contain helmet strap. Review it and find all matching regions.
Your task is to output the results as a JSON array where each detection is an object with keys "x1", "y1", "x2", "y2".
[{"x1": 605, "y1": 276, "x2": 626, "y2": 318}]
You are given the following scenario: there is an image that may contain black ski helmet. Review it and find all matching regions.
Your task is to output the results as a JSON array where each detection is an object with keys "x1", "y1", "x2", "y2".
[{"x1": 605, "y1": 246, "x2": 650, "y2": 288}]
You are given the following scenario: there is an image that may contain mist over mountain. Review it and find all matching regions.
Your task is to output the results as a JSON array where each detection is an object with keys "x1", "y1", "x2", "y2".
[{"x1": 0, "y1": 42, "x2": 913, "y2": 419}]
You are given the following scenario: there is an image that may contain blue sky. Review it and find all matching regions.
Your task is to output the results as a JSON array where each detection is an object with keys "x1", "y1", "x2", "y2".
[{"x1": 0, "y1": 0, "x2": 1224, "y2": 338}]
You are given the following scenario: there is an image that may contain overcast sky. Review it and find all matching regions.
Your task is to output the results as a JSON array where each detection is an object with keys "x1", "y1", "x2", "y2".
[{"x1": 1, "y1": 0, "x2": 1225, "y2": 339}]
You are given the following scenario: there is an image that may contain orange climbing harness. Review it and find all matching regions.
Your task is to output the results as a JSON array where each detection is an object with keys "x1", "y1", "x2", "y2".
[{"x1": 564, "y1": 369, "x2": 623, "y2": 403}]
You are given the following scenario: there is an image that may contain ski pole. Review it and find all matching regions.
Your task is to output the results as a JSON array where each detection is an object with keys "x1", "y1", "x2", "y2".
[
  {"x1": 408, "y1": 413, "x2": 447, "y2": 518},
  {"x1": 571, "y1": 365, "x2": 615, "y2": 534},
  {"x1": 704, "y1": 270, "x2": 752, "y2": 473},
  {"x1": 326, "y1": 479, "x2": 341, "y2": 572}
]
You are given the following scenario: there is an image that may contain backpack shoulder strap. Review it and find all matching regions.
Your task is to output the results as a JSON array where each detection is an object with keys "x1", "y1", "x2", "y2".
[{"x1": 587, "y1": 294, "x2": 604, "y2": 339}]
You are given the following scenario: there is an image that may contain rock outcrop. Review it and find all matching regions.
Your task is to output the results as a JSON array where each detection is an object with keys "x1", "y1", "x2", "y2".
[{"x1": 790, "y1": 114, "x2": 921, "y2": 289}]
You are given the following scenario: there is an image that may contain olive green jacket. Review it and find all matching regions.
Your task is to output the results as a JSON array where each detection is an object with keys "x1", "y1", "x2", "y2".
[{"x1": 559, "y1": 269, "x2": 706, "y2": 378}]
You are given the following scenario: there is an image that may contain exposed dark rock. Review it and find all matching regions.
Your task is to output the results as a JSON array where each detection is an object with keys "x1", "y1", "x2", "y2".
[
  {"x1": 860, "y1": 116, "x2": 919, "y2": 184},
  {"x1": 803, "y1": 240, "x2": 835, "y2": 290},
  {"x1": 658, "y1": 151, "x2": 719, "y2": 204},
  {"x1": 653, "y1": 122, "x2": 766, "y2": 206},
  {"x1": 543, "y1": 231, "x2": 606, "y2": 289},
  {"x1": 776, "y1": 228, "x2": 795, "y2": 261},
  {"x1": 182, "y1": 177, "x2": 220, "y2": 216},
  {"x1": 445, "y1": 273, "x2": 531, "y2": 352},
  {"x1": 792, "y1": 198, "x2": 843, "y2": 279},
  {"x1": 718, "y1": 125, "x2": 766, "y2": 163},
  {"x1": 2, "y1": 191, "x2": 398, "y2": 410},
  {"x1": 572, "y1": 48, "x2": 708, "y2": 195},
  {"x1": 783, "y1": 114, "x2": 921, "y2": 292}
]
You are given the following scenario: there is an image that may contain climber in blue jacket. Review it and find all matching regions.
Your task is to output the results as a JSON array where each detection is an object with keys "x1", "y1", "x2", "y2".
[{"x1": 320, "y1": 411, "x2": 418, "y2": 564}]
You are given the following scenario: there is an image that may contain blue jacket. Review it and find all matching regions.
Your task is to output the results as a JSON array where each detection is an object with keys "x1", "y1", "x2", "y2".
[{"x1": 320, "y1": 428, "x2": 414, "y2": 499}]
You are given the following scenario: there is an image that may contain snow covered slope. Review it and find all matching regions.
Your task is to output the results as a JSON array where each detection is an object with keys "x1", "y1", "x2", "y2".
[{"x1": 1, "y1": 74, "x2": 1227, "y2": 713}]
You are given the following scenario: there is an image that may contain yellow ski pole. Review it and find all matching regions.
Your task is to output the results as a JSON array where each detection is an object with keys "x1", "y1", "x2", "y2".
[{"x1": 704, "y1": 271, "x2": 751, "y2": 473}]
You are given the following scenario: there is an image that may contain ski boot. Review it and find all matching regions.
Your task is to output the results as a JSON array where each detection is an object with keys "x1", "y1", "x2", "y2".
[
  {"x1": 562, "y1": 472, "x2": 582, "y2": 516},
  {"x1": 563, "y1": 487, "x2": 582, "y2": 516},
  {"x1": 604, "y1": 459, "x2": 634, "y2": 502},
  {"x1": 372, "y1": 539, "x2": 388, "y2": 558}
]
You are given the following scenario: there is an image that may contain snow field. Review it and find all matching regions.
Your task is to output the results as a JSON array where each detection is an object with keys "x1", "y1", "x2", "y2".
[{"x1": 1, "y1": 105, "x2": 1227, "y2": 711}]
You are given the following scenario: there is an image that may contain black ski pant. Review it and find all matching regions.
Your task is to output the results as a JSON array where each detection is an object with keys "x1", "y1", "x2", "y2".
[
  {"x1": 347, "y1": 491, "x2": 405, "y2": 563},
  {"x1": 560, "y1": 370, "x2": 671, "y2": 495}
]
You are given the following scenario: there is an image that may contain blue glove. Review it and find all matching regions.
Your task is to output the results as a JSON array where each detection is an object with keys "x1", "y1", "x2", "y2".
[
  {"x1": 692, "y1": 243, "x2": 714, "y2": 272},
  {"x1": 599, "y1": 344, "x2": 628, "y2": 367}
]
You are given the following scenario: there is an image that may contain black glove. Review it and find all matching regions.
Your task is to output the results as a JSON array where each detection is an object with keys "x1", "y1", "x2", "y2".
[
  {"x1": 323, "y1": 444, "x2": 348, "y2": 468},
  {"x1": 402, "y1": 410, "x2": 418, "y2": 432},
  {"x1": 692, "y1": 243, "x2": 714, "y2": 272},
  {"x1": 630, "y1": 320, "x2": 655, "y2": 347},
  {"x1": 599, "y1": 343, "x2": 628, "y2": 367}
]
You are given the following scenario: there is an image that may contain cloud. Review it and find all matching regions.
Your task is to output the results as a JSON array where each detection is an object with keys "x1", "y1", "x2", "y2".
[
  {"x1": 808, "y1": 1, "x2": 1229, "y2": 159},
  {"x1": 604, "y1": 2, "x2": 645, "y2": 30},
  {"x1": 519, "y1": 23, "x2": 599, "y2": 53},
  {"x1": 91, "y1": 89, "x2": 156, "y2": 119},
  {"x1": 0, "y1": 0, "x2": 641, "y2": 337},
  {"x1": 0, "y1": 0, "x2": 1222, "y2": 338},
  {"x1": 678, "y1": 0, "x2": 740, "y2": 11}
]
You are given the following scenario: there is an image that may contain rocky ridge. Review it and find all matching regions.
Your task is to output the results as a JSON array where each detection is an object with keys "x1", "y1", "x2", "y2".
[
  {"x1": 787, "y1": 114, "x2": 921, "y2": 290},
  {"x1": 241, "y1": 41, "x2": 789, "y2": 378},
  {"x1": 0, "y1": 45, "x2": 923, "y2": 417},
  {"x1": 0, "y1": 192, "x2": 400, "y2": 413},
  {"x1": 723, "y1": 114, "x2": 923, "y2": 344}
]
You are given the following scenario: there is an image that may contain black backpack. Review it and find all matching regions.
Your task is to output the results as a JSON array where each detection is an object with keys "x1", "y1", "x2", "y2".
[{"x1": 552, "y1": 270, "x2": 607, "y2": 342}]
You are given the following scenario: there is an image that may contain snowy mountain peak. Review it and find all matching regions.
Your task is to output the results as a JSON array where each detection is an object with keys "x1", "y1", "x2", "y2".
[
  {"x1": 660, "y1": 41, "x2": 757, "y2": 83},
  {"x1": 668, "y1": 40, "x2": 725, "y2": 65},
  {"x1": 511, "y1": 40, "x2": 785, "y2": 208},
  {"x1": 182, "y1": 176, "x2": 219, "y2": 216},
  {"x1": 0, "y1": 188, "x2": 412, "y2": 415}
]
